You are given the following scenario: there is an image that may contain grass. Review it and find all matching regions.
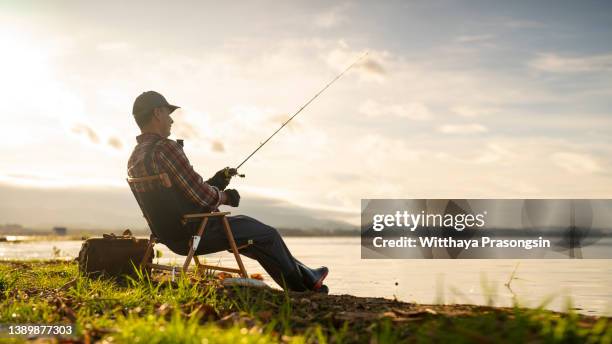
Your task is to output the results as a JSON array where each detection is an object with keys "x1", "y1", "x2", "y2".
[
  {"x1": 0, "y1": 260, "x2": 610, "y2": 343},
  {"x1": 105, "y1": 312, "x2": 282, "y2": 344}
]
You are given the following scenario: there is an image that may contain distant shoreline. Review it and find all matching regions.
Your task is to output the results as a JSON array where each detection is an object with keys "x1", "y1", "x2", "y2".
[{"x1": 0, "y1": 229, "x2": 358, "y2": 242}]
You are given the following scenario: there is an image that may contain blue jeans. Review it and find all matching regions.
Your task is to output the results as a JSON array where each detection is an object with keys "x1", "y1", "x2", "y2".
[{"x1": 168, "y1": 215, "x2": 308, "y2": 291}]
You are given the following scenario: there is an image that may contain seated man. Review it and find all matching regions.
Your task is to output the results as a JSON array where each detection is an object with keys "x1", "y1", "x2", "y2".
[{"x1": 127, "y1": 91, "x2": 328, "y2": 292}]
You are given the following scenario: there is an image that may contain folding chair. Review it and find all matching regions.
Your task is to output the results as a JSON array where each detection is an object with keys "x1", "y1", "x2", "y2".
[{"x1": 127, "y1": 172, "x2": 250, "y2": 280}]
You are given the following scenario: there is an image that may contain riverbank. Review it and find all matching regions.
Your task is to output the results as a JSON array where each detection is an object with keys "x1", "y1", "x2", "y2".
[
  {"x1": 0, "y1": 260, "x2": 610, "y2": 343},
  {"x1": 0, "y1": 229, "x2": 356, "y2": 242}
]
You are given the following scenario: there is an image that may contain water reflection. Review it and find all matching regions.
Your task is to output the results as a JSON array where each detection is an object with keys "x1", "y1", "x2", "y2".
[{"x1": 0, "y1": 237, "x2": 610, "y2": 316}]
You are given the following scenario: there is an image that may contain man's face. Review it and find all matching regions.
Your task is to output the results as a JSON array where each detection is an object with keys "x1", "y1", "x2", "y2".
[{"x1": 155, "y1": 106, "x2": 174, "y2": 138}]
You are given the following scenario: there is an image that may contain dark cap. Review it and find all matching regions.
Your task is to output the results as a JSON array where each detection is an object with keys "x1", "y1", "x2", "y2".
[{"x1": 132, "y1": 91, "x2": 180, "y2": 117}]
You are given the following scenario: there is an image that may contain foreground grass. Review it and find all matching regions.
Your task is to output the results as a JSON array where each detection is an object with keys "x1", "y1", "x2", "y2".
[{"x1": 0, "y1": 260, "x2": 610, "y2": 343}]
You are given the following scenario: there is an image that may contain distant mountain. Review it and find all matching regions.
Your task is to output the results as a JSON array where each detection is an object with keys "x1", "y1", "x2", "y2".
[
  {"x1": 0, "y1": 182, "x2": 356, "y2": 232},
  {"x1": 0, "y1": 223, "x2": 33, "y2": 235}
]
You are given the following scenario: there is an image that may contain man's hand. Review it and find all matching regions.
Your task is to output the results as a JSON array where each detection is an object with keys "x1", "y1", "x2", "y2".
[
  {"x1": 206, "y1": 167, "x2": 233, "y2": 190},
  {"x1": 224, "y1": 189, "x2": 240, "y2": 207}
]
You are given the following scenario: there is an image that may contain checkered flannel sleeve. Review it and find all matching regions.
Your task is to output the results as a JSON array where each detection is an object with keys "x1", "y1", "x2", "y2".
[{"x1": 155, "y1": 140, "x2": 225, "y2": 209}]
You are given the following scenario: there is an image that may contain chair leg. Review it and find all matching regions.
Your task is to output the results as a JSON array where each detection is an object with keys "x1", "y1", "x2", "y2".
[
  {"x1": 141, "y1": 235, "x2": 156, "y2": 268},
  {"x1": 193, "y1": 256, "x2": 203, "y2": 274},
  {"x1": 221, "y1": 216, "x2": 249, "y2": 278},
  {"x1": 183, "y1": 217, "x2": 209, "y2": 272}
]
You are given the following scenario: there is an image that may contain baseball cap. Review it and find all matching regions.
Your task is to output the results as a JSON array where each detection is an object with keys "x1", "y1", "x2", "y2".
[{"x1": 132, "y1": 91, "x2": 180, "y2": 118}]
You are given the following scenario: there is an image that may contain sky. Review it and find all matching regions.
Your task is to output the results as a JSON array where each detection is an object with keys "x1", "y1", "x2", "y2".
[{"x1": 1, "y1": 0, "x2": 611, "y2": 230}]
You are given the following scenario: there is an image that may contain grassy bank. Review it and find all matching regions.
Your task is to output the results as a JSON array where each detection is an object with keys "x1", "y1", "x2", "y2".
[{"x1": 0, "y1": 260, "x2": 610, "y2": 343}]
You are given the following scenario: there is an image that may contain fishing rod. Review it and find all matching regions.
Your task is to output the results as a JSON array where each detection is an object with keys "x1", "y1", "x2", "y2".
[{"x1": 223, "y1": 51, "x2": 369, "y2": 180}]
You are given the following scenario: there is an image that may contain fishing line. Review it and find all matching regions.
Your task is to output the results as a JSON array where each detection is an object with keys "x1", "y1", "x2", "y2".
[{"x1": 230, "y1": 51, "x2": 369, "y2": 178}]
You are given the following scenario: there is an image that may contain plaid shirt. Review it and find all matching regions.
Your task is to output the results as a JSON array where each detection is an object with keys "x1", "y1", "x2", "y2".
[{"x1": 127, "y1": 133, "x2": 225, "y2": 211}]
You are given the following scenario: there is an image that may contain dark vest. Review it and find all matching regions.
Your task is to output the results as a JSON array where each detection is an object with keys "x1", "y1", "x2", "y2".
[{"x1": 133, "y1": 139, "x2": 202, "y2": 254}]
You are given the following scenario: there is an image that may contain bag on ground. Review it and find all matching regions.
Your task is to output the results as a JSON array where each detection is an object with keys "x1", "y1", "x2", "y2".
[{"x1": 77, "y1": 230, "x2": 152, "y2": 278}]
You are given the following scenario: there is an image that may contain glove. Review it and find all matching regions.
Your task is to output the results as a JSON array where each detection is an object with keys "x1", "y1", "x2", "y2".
[
  {"x1": 206, "y1": 167, "x2": 236, "y2": 190},
  {"x1": 224, "y1": 189, "x2": 241, "y2": 207}
]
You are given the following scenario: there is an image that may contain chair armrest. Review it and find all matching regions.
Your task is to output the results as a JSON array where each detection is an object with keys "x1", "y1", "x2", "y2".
[{"x1": 182, "y1": 212, "x2": 231, "y2": 222}]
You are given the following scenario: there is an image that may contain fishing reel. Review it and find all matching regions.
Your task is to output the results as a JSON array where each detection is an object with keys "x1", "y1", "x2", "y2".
[{"x1": 224, "y1": 167, "x2": 245, "y2": 179}]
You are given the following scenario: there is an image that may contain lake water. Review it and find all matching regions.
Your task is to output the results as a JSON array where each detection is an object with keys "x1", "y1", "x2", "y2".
[{"x1": 1, "y1": 237, "x2": 610, "y2": 316}]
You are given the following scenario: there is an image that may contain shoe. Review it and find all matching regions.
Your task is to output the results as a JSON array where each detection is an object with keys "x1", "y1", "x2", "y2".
[
  {"x1": 300, "y1": 266, "x2": 329, "y2": 291},
  {"x1": 317, "y1": 284, "x2": 329, "y2": 294}
]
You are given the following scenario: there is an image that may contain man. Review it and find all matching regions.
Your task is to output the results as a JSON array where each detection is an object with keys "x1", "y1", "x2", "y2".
[{"x1": 127, "y1": 91, "x2": 328, "y2": 292}]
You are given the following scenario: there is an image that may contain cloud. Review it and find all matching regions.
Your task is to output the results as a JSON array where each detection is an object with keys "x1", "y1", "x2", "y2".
[
  {"x1": 0, "y1": 172, "x2": 122, "y2": 189},
  {"x1": 437, "y1": 123, "x2": 488, "y2": 135},
  {"x1": 440, "y1": 143, "x2": 517, "y2": 165},
  {"x1": 70, "y1": 124, "x2": 124, "y2": 151},
  {"x1": 172, "y1": 120, "x2": 200, "y2": 140},
  {"x1": 96, "y1": 41, "x2": 129, "y2": 51},
  {"x1": 107, "y1": 137, "x2": 123, "y2": 150},
  {"x1": 3, "y1": 16, "x2": 612, "y2": 210},
  {"x1": 358, "y1": 57, "x2": 386, "y2": 76},
  {"x1": 360, "y1": 99, "x2": 432, "y2": 120},
  {"x1": 451, "y1": 105, "x2": 499, "y2": 117},
  {"x1": 529, "y1": 53, "x2": 612, "y2": 73},
  {"x1": 211, "y1": 140, "x2": 225, "y2": 152},
  {"x1": 269, "y1": 114, "x2": 300, "y2": 131},
  {"x1": 503, "y1": 20, "x2": 544, "y2": 29},
  {"x1": 474, "y1": 144, "x2": 517, "y2": 164},
  {"x1": 314, "y1": 4, "x2": 349, "y2": 28},
  {"x1": 325, "y1": 45, "x2": 387, "y2": 81},
  {"x1": 551, "y1": 152, "x2": 603, "y2": 175},
  {"x1": 454, "y1": 34, "x2": 494, "y2": 43},
  {"x1": 71, "y1": 124, "x2": 100, "y2": 144},
  {"x1": 352, "y1": 134, "x2": 424, "y2": 179}
]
